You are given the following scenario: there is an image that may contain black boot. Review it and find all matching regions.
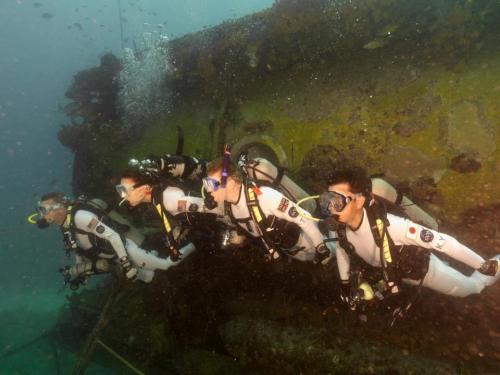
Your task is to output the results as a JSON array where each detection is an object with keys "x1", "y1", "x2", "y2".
[{"x1": 478, "y1": 259, "x2": 499, "y2": 276}]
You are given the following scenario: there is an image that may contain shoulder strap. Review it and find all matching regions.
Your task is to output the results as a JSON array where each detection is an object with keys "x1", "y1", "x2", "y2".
[
  {"x1": 364, "y1": 203, "x2": 401, "y2": 286},
  {"x1": 152, "y1": 186, "x2": 181, "y2": 259},
  {"x1": 243, "y1": 179, "x2": 280, "y2": 258}
]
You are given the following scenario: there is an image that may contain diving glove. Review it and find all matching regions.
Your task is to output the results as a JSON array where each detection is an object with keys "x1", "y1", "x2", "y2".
[
  {"x1": 314, "y1": 242, "x2": 331, "y2": 265},
  {"x1": 478, "y1": 259, "x2": 499, "y2": 276},
  {"x1": 120, "y1": 256, "x2": 138, "y2": 281},
  {"x1": 340, "y1": 280, "x2": 358, "y2": 310}
]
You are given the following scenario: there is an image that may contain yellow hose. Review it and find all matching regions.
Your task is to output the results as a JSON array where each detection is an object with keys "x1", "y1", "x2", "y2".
[
  {"x1": 95, "y1": 339, "x2": 145, "y2": 375},
  {"x1": 27, "y1": 212, "x2": 39, "y2": 224},
  {"x1": 295, "y1": 195, "x2": 321, "y2": 222}
]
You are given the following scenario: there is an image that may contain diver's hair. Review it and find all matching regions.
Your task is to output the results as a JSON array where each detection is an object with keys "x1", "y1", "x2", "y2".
[
  {"x1": 40, "y1": 192, "x2": 68, "y2": 205},
  {"x1": 207, "y1": 157, "x2": 243, "y2": 184},
  {"x1": 327, "y1": 167, "x2": 372, "y2": 196},
  {"x1": 120, "y1": 169, "x2": 155, "y2": 186}
]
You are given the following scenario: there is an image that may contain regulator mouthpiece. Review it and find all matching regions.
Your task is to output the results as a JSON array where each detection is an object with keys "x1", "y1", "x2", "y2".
[{"x1": 37, "y1": 218, "x2": 50, "y2": 229}]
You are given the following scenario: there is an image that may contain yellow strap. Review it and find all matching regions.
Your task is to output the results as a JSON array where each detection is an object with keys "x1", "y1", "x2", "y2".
[
  {"x1": 96, "y1": 339, "x2": 145, "y2": 375},
  {"x1": 155, "y1": 204, "x2": 172, "y2": 233},
  {"x1": 376, "y1": 218, "x2": 392, "y2": 263},
  {"x1": 252, "y1": 206, "x2": 263, "y2": 223},
  {"x1": 247, "y1": 188, "x2": 255, "y2": 200}
]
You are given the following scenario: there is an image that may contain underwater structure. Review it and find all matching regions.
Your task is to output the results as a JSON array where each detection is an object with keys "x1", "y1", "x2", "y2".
[{"x1": 56, "y1": 0, "x2": 500, "y2": 373}]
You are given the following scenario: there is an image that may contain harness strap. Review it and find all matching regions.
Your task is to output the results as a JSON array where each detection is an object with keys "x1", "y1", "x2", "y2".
[
  {"x1": 153, "y1": 198, "x2": 180, "y2": 260},
  {"x1": 243, "y1": 180, "x2": 279, "y2": 258},
  {"x1": 275, "y1": 166, "x2": 286, "y2": 186}
]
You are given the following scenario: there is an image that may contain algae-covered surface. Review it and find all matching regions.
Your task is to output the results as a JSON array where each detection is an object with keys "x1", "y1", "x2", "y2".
[
  {"x1": 62, "y1": 0, "x2": 500, "y2": 221},
  {"x1": 47, "y1": 0, "x2": 500, "y2": 373}
]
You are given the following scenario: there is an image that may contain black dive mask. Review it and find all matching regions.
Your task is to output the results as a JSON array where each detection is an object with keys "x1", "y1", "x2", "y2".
[{"x1": 37, "y1": 218, "x2": 50, "y2": 229}]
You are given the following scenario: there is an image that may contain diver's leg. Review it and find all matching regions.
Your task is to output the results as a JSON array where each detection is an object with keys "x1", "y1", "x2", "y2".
[
  {"x1": 417, "y1": 254, "x2": 498, "y2": 297},
  {"x1": 126, "y1": 239, "x2": 196, "y2": 271},
  {"x1": 136, "y1": 269, "x2": 155, "y2": 283}
]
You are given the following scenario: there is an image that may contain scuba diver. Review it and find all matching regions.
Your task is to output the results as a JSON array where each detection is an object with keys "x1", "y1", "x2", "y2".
[
  {"x1": 203, "y1": 152, "x2": 334, "y2": 263},
  {"x1": 318, "y1": 167, "x2": 500, "y2": 309},
  {"x1": 35, "y1": 192, "x2": 193, "y2": 289},
  {"x1": 117, "y1": 154, "x2": 221, "y2": 261}
]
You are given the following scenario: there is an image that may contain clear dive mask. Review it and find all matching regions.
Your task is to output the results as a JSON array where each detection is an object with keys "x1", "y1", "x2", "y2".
[
  {"x1": 36, "y1": 202, "x2": 63, "y2": 216},
  {"x1": 115, "y1": 183, "x2": 142, "y2": 199}
]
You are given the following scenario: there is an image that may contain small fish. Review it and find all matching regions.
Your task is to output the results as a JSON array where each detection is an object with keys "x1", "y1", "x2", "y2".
[
  {"x1": 41, "y1": 12, "x2": 53, "y2": 19},
  {"x1": 32, "y1": 2, "x2": 43, "y2": 8},
  {"x1": 363, "y1": 37, "x2": 388, "y2": 50},
  {"x1": 73, "y1": 22, "x2": 83, "y2": 31}
]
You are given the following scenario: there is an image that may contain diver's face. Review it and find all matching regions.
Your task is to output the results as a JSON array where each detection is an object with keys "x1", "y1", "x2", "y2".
[
  {"x1": 326, "y1": 183, "x2": 364, "y2": 224},
  {"x1": 119, "y1": 178, "x2": 150, "y2": 206},
  {"x1": 39, "y1": 199, "x2": 67, "y2": 226},
  {"x1": 205, "y1": 171, "x2": 225, "y2": 204}
]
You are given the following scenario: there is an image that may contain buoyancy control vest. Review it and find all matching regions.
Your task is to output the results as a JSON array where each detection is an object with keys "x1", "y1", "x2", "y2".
[
  {"x1": 230, "y1": 177, "x2": 302, "y2": 258},
  {"x1": 62, "y1": 198, "x2": 131, "y2": 260},
  {"x1": 337, "y1": 200, "x2": 430, "y2": 290}
]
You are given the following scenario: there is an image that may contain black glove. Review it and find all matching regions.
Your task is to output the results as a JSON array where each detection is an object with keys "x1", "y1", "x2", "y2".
[
  {"x1": 314, "y1": 242, "x2": 331, "y2": 264},
  {"x1": 340, "y1": 280, "x2": 358, "y2": 310},
  {"x1": 119, "y1": 256, "x2": 138, "y2": 281}
]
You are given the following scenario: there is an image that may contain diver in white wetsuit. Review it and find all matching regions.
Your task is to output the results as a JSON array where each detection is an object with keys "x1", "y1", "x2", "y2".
[
  {"x1": 318, "y1": 167, "x2": 500, "y2": 304},
  {"x1": 203, "y1": 157, "x2": 335, "y2": 262},
  {"x1": 36, "y1": 192, "x2": 193, "y2": 288},
  {"x1": 118, "y1": 154, "x2": 221, "y2": 261}
]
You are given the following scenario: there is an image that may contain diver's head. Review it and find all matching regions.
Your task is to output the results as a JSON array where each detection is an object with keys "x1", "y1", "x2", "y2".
[
  {"x1": 38, "y1": 192, "x2": 69, "y2": 226},
  {"x1": 118, "y1": 169, "x2": 154, "y2": 206},
  {"x1": 205, "y1": 157, "x2": 243, "y2": 205},
  {"x1": 321, "y1": 167, "x2": 369, "y2": 228}
]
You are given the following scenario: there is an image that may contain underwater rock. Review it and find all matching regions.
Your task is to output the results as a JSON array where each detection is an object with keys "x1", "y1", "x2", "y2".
[
  {"x1": 383, "y1": 145, "x2": 447, "y2": 184},
  {"x1": 447, "y1": 101, "x2": 495, "y2": 159},
  {"x1": 220, "y1": 317, "x2": 456, "y2": 374},
  {"x1": 392, "y1": 117, "x2": 428, "y2": 137},
  {"x1": 449, "y1": 153, "x2": 482, "y2": 173}
]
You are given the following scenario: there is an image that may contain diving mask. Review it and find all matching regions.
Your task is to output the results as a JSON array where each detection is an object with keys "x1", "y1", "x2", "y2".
[
  {"x1": 37, "y1": 202, "x2": 63, "y2": 216},
  {"x1": 319, "y1": 191, "x2": 359, "y2": 216},
  {"x1": 115, "y1": 183, "x2": 141, "y2": 199},
  {"x1": 202, "y1": 177, "x2": 221, "y2": 193}
]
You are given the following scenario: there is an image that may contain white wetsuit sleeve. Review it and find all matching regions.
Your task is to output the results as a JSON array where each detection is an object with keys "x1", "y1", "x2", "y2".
[
  {"x1": 258, "y1": 187, "x2": 325, "y2": 248},
  {"x1": 162, "y1": 186, "x2": 219, "y2": 216},
  {"x1": 388, "y1": 215, "x2": 485, "y2": 269},
  {"x1": 73, "y1": 210, "x2": 128, "y2": 260},
  {"x1": 335, "y1": 246, "x2": 351, "y2": 281}
]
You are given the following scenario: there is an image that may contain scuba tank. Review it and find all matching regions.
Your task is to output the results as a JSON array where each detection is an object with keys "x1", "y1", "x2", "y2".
[
  {"x1": 371, "y1": 178, "x2": 438, "y2": 230},
  {"x1": 238, "y1": 157, "x2": 317, "y2": 213}
]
